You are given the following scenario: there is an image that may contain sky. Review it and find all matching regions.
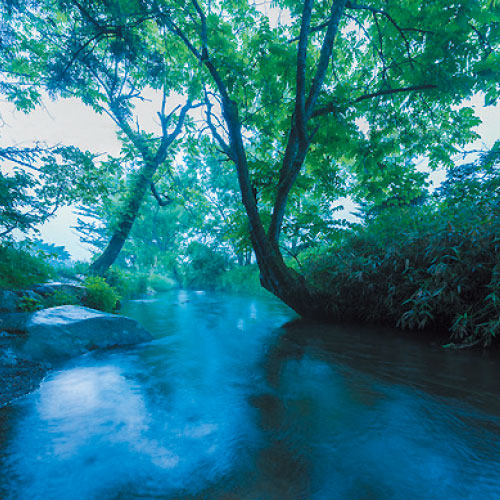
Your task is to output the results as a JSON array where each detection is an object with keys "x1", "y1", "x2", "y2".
[
  {"x1": 0, "y1": 89, "x2": 181, "y2": 260},
  {"x1": 0, "y1": 91, "x2": 498, "y2": 261}
]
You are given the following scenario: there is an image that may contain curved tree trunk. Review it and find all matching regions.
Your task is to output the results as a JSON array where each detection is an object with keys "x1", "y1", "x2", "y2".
[
  {"x1": 89, "y1": 98, "x2": 193, "y2": 276},
  {"x1": 172, "y1": 0, "x2": 346, "y2": 317},
  {"x1": 89, "y1": 161, "x2": 157, "y2": 275}
]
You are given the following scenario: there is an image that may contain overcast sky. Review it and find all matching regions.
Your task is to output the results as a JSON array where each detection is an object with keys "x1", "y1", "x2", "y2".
[{"x1": 0, "y1": 92, "x2": 498, "y2": 261}]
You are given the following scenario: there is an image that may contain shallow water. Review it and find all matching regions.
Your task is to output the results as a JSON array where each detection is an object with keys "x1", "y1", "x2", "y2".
[{"x1": 1, "y1": 289, "x2": 500, "y2": 499}]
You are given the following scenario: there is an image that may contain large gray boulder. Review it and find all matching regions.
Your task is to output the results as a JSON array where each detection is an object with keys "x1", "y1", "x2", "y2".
[{"x1": 9, "y1": 305, "x2": 152, "y2": 363}]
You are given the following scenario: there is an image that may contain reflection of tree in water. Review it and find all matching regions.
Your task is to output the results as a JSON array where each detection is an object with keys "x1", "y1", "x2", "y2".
[{"x1": 210, "y1": 318, "x2": 500, "y2": 500}]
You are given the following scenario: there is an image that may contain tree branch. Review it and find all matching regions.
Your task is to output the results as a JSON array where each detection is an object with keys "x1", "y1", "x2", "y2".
[
  {"x1": 150, "y1": 182, "x2": 172, "y2": 206},
  {"x1": 305, "y1": 0, "x2": 348, "y2": 118},
  {"x1": 295, "y1": 0, "x2": 314, "y2": 146},
  {"x1": 269, "y1": 0, "x2": 348, "y2": 243},
  {"x1": 204, "y1": 90, "x2": 234, "y2": 161},
  {"x1": 312, "y1": 83, "x2": 438, "y2": 118}
]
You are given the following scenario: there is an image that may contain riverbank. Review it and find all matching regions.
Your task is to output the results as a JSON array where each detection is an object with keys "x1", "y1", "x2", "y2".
[
  {"x1": 0, "y1": 305, "x2": 152, "y2": 407},
  {"x1": 301, "y1": 203, "x2": 500, "y2": 348}
]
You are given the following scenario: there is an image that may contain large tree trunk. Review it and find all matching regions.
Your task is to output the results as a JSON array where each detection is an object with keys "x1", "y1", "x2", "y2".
[
  {"x1": 254, "y1": 238, "x2": 328, "y2": 318},
  {"x1": 221, "y1": 101, "x2": 328, "y2": 318},
  {"x1": 179, "y1": 0, "x2": 345, "y2": 317}
]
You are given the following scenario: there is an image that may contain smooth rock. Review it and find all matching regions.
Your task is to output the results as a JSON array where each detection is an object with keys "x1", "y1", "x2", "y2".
[
  {"x1": 0, "y1": 291, "x2": 19, "y2": 313},
  {"x1": 32, "y1": 282, "x2": 87, "y2": 300},
  {"x1": 12, "y1": 305, "x2": 153, "y2": 363}
]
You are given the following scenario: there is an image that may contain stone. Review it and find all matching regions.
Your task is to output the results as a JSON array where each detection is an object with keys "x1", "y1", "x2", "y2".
[
  {"x1": 0, "y1": 306, "x2": 152, "y2": 406},
  {"x1": 0, "y1": 353, "x2": 48, "y2": 407},
  {"x1": 0, "y1": 312, "x2": 30, "y2": 333},
  {"x1": 32, "y1": 282, "x2": 87, "y2": 300},
  {"x1": 0, "y1": 291, "x2": 19, "y2": 313},
  {"x1": 16, "y1": 290, "x2": 44, "y2": 302},
  {"x1": 11, "y1": 305, "x2": 153, "y2": 363}
]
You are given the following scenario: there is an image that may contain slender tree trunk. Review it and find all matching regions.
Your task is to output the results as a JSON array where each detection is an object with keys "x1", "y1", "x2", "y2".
[
  {"x1": 90, "y1": 160, "x2": 157, "y2": 275},
  {"x1": 89, "y1": 97, "x2": 192, "y2": 275}
]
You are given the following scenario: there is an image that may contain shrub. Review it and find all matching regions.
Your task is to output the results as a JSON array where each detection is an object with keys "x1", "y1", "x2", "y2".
[
  {"x1": 105, "y1": 267, "x2": 149, "y2": 299},
  {"x1": 43, "y1": 290, "x2": 79, "y2": 308},
  {"x1": 149, "y1": 273, "x2": 176, "y2": 292},
  {"x1": 55, "y1": 261, "x2": 89, "y2": 281},
  {"x1": 303, "y1": 202, "x2": 500, "y2": 347},
  {"x1": 181, "y1": 242, "x2": 228, "y2": 289},
  {"x1": 0, "y1": 243, "x2": 54, "y2": 290},
  {"x1": 17, "y1": 295, "x2": 44, "y2": 312},
  {"x1": 216, "y1": 265, "x2": 271, "y2": 296},
  {"x1": 82, "y1": 276, "x2": 120, "y2": 313}
]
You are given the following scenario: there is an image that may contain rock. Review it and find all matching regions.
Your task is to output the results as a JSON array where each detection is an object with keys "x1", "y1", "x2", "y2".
[
  {"x1": 32, "y1": 282, "x2": 87, "y2": 300},
  {"x1": 16, "y1": 290, "x2": 44, "y2": 302},
  {"x1": 0, "y1": 305, "x2": 152, "y2": 406},
  {"x1": 0, "y1": 312, "x2": 30, "y2": 333},
  {"x1": 13, "y1": 305, "x2": 153, "y2": 363},
  {"x1": 0, "y1": 352, "x2": 49, "y2": 407},
  {"x1": 0, "y1": 291, "x2": 19, "y2": 313}
]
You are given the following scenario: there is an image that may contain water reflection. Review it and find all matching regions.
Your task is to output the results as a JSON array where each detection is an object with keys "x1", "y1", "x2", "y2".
[
  {"x1": 250, "y1": 319, "x2": 500, "y2": 499},
  {"x1": 0, "y1": 290, "x2": 499, "y2": 499}
]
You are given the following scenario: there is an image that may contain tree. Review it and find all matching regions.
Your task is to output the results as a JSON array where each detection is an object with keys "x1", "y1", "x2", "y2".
[
  {"x1": 3, "y1": 0, "x2": 199, "y2": 274},
  {"x1": 158, "y1": 0, "x2": 498, "y2": 316},
  {"x1": 0, "y1": 4, "x2": 110, "y2": 241},
  {"x1": 0, "y1": 144, "x2": 106, "y2": 238}
]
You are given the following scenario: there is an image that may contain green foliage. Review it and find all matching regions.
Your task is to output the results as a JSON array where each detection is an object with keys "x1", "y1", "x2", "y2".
[
  {"x1": 43, "y1": 290, "x2": 79, "y2": 308},
  {"x1": 82, "y1": 276, "x2": 120, "y2": 313},
  {"x1": 0, "y1": 243, "x2": 54, "y2": 290},
  {"x1": 149, "y1": 274, "x2": 176, "y2": 292},
  {"x1": 54, "y1": 260, "x2": 89, "y2": 281},
  {"x1": 215, "y1": 265, "x2": 272, "y2": 297},
  {"x1": 104, "y1": 268, "x2": 149, "y2": 300},
  {"x1": 1, "y1": 147, "x2": 109, "y2": 238},
  {"x1": 17, "y1": 295, "x2": 44, "y2": 312},
  {"x1": 181, "y1": 242, "x2": 229, "y2": 290},
  {"x1": 305, "y1": 198, "x2": 500, "y2": 346}
]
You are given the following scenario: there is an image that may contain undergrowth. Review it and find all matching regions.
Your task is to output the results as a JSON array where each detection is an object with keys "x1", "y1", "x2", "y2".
[{"x1": 304, "y1": 202, "x2": 500, "y2": 347}]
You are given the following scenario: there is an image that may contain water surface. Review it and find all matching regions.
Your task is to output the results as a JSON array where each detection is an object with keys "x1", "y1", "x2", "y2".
[{"x1": 1, "y1": 290, "x2": 499, "y2": 499}]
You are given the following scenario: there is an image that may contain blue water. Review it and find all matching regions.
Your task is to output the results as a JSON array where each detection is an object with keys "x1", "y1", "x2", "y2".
[{"x1": 1, "y1": 289, "x2": 500, "y2": 499}]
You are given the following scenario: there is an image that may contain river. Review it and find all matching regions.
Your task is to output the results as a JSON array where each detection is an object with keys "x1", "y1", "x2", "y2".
[{"x1": 1, "y1": 290, "x2": 500, "y2": 499}]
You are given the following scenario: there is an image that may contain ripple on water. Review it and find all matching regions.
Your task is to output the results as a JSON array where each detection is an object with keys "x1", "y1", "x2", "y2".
[{"x1": 1, "y1": 289, "x2": 500, "y2": 500}]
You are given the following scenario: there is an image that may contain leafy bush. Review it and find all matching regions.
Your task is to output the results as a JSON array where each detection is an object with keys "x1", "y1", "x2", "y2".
[
  {"x1": 216, "y1": 265, "x2": 271, "y2": 296},
  {"x1": 181, "y1": 242, "x2": 228, "y2": 289},
  {"x1": 104, "y1": 267, "x2": 149, "y2": 299},
  {"x1": 0, "y1": 243, "x2": 54, "y2": 290},
  {"x1": 17, "y1": 295, "x2": 44, "y2": 312},
  {"x1": 304, "y1": 201, "x2": 500, "y2": 347},
  {"x1": 82, "y1": 276, "x2": 120, "y2": 313},
  {"x1": 149, "y1": 273, "x2": 176, "y2": 292},
  {"x1": 54, "y1": 260, "x2": 89, "y2": 281},
  {"x1": 43, "y1": 290, "x2": 79, "y2": 308}
]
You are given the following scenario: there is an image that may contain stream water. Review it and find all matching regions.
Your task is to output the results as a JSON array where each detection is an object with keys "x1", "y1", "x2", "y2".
[{"x1": 1, "y1": 289, "x2": 500, "y2": 499}]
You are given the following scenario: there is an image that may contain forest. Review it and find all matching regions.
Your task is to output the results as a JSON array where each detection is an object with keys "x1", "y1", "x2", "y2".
[{"x1": 1, "y1": 0, "x2": 499, "y2": 347}]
